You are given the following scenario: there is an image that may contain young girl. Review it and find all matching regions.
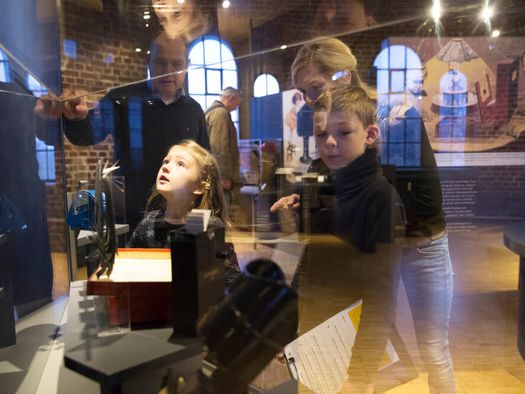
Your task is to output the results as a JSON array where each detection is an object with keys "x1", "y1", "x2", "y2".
[{"x1": 127, "y1": 140, "x2": 240, "y2": 285}]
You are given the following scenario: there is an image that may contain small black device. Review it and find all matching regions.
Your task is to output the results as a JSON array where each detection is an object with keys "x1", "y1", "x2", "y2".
[{"x1": 170, "y1": 227, "x2": 226, "y2": 337}]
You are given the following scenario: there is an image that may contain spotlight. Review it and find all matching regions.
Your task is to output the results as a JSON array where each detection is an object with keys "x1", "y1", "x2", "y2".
[
  {"x1": 135, "y1": 48, "x2": 142, "y2": 53},
  {"x1": 481, "y1": 6, "x2": 494, "y2": 24},
  {"x1": 430, "y1": 0, "x2": 441, "y2": 21},
  {"x1": 222, "y1": 0, "x2": 230, "y2": 9},
  {"x1": 143, "y1": 14, "x2": 151, "y2": 20},
  {"x1": 491, "y1": 29, "x2": 500, "y2": 38},
  {"x1": 280, "y1": 45, "x2": 287, "y2": 50}
]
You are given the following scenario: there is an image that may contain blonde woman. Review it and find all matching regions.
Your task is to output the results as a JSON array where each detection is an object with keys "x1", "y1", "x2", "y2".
[{"x1": 274, "y1": 37, "x2": 456, "y2": 394}]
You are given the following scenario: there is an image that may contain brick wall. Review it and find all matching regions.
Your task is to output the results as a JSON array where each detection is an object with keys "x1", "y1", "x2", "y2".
[{"x1": 46, "y1": 2, "x2": 149, "y2": 251}]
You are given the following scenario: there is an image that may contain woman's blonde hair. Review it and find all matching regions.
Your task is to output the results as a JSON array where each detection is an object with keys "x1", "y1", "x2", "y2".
[
  {"x1": 291, "y1": 37, "x2": 376, "y2": 99},
  {"x1": 146, "y1": 140, "x2": 230, "y2": 226}
]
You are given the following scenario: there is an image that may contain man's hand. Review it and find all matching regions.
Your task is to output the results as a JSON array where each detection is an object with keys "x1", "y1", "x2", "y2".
[
  {"x1": 270, "y1": 193, "x2": 301, "y2": 213},
  {"x1": 34, "y1": 88, "x2": 90, "y2": 120},
  {"x1": 61, "y1": 88, "x2": 89, "y2": 120},
  {"x1": 34, "y1": 93, "x2": 62, "y2": 119}
]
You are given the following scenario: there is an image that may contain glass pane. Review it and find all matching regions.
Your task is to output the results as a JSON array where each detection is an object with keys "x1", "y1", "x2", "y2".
[
  {"x1": 47, "y1": 151, "x2": 56, "y2": 180},
  {"x1": 390, "y1": 70, "x2": 405, "y2": 93},
  {"x1": 389, "y1": 45, "x2": 407, "y2": 69},
  {"x1": 266, "y1": 75, "x2": 280, "y2": 95},
  {"x1": 188, "y1": 67, "x2": 206, "y2": 94},
  {"x1": 36, "y1": 151, "x2": 47, "y2": 180},
  {"x1": 373, "y1": 47, "x2": 389, "y2": 70},
  {"x1": 2, "y1": 3, "x2": 525, "y2": 392},
  {"x1": 221, "y1": 44, "x2": 236, "y2": 70},
  {"x1": 189, "y1": 41, "x2": 204, "y2": 66},
  {"x1": 204, "y1": 38, "x2": 221, "y2": 66},
  {"x1": 405, "y1": 47, "x2": 422, "y2": 70},
  {"x1": 222, "y1": 70, "x2": 238, "y2": 89},
  {"x1": 206, "y1": 69, "x2": 221, "y2": 94},
  {"x1": 376, "y1": 69, "x2": 389, "y2": 95},
  {"x1": 27, "y1": 74, "x2": 48, "y2": 97},
  {"x1": 253, "y1": 74, "x2": 268, "y2": 97},
  {"x1": 0, "y1": 50, "x2": 9, "y2": 82},
  {"x1": 222, "y1": 59, "x2": 237, "y2": 71}
]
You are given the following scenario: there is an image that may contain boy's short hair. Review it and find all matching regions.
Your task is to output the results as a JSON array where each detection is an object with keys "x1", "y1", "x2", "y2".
[{"x1": 313, "y1": 85, "x2": 377, "y2": 128}]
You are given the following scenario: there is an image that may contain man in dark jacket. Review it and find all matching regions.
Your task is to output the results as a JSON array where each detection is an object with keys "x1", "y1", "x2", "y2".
[{"x1": 36, "y1": 32, "x2": 210, "y2": 231}]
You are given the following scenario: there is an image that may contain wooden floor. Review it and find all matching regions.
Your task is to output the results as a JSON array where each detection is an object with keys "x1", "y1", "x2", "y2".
[{"x1": 50, "y1": 223, "x2": 525, "y2": 393}]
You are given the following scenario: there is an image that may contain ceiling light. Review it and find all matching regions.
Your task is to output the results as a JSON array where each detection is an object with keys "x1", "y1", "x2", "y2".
[
  {"x1": 280, "y1": 45, "x2": 287, "y2": 50},
  {"x1": 222, "y1": 0, "x2": 230, "y2": 9},
  {"x1": 143, "y1": 14, "x2": 151, "y2": 20},
  {"x1": 431, "y1": 0, "x2": 441, "y2": 21},
  {"x1": 135, "y1": 48, "x2": 142, "y2": 53},
  {"x1": 481, "y1": 6, "x2": 494, "y2": 24},
  {"x1": 491, "y1": 29, "x2": 500, "y2": 37},
  {"x1": 177, "y1": 0, "x2": 185, "y2": 4}
]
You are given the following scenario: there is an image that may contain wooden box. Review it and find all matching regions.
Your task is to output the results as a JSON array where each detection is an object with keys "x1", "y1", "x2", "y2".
[{"x1": 86, "y1": 248, "x2": 173, "y2": 328}]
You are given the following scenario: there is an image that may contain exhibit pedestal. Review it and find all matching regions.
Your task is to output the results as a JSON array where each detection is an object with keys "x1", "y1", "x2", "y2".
[{"x1": 64, "y1": 281, "x2": 203, "y2": 393}]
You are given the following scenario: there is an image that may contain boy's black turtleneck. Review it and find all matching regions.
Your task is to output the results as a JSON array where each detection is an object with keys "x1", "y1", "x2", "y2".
[
  {"x1": 335, "y1": 148, "x2": 382, "y2": 201},
  {"x1": 334, "y1": 148, "x2": 405, "y2": 253}
]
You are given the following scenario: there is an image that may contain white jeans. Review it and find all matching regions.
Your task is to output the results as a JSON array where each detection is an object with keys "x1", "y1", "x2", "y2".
[{"x1": 402, "y1": 234, "x2": 456, "y2": 394}]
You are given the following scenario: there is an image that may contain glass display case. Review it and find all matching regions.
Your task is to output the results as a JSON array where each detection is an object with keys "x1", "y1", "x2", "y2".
[{"x1": 2, "y1": 0, "x2": 525, "y2": 393}]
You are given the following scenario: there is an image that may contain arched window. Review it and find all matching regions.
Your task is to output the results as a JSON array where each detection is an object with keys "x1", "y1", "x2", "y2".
[
  {"x1": 188, "y1": 36, "x2": 239, "y2": 133},
  {"x1": 26, "y1": 74, "x2": 55, "y2": 182},
  {"x1": 373, "y1": 44, "x2": 424, "y2": 167},
  {"x1": 253, "y1": 73, "x2": 280, "y2": 97},
  {"x1": 0, "y1": 49, "x2": 10, "y2": 83},
  {"x1": 374, "y1": 44, "x2": 423, "y2": 97}
]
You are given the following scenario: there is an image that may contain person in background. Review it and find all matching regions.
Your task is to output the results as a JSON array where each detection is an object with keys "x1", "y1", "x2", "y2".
[
  {"x1": 205, "y1": 87, "x2": 241, "y2": 205},
  {"x1": 127, "y1": 140, "x2": 240, "y2": 286},
  {"x1": 272, "y1": 37, "x2": 456, "y2": 394},
  {"x1": 34, "y1": 32, "x2": 210, "y2": 232}
]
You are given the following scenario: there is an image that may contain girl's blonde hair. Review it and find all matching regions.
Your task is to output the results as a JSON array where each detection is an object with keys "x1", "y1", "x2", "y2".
[
  {"x1": 146, "y1": 140, "x2": 230, "y2": 226},
  {"x1": 291, "y1": 37, "x2": 376, "y2": 100}
]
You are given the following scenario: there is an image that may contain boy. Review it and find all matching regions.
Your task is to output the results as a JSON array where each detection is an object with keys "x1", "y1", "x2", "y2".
[{"x1": 295, "y1": 85, "x2": 405, "y2": 392}]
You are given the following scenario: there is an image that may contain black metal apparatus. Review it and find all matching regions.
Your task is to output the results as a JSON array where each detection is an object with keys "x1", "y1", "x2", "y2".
[{"x1": 195, "y1": 259, "x2": 298, "y2": 394}]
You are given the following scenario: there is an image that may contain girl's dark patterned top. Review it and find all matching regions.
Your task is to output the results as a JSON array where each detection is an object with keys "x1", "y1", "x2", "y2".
[{"x1": 127, "y1": 210, "x2": 241, "y2": 285}]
